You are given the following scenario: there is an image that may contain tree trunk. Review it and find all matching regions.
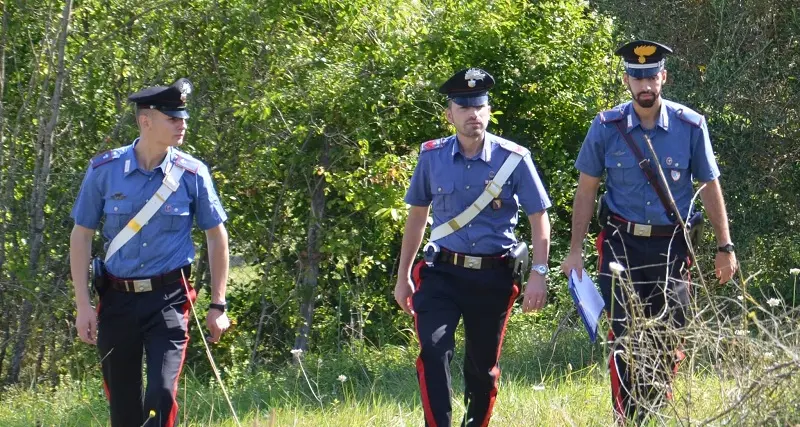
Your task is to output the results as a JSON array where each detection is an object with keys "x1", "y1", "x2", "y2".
[
  {"x1": 0, "y1": 319, "x2": 10, "y2": 379},
  {"x1": 292, "y1": 136, "x2": 329, "y2": 355},
  {"x1": 6, "y1": 0, "x2": 73, "y2": 385}
]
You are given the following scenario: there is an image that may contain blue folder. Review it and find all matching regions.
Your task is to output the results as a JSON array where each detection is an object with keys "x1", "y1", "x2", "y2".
[{"x1": 567, "y1": 269, "x2": 605, "y2": 343}]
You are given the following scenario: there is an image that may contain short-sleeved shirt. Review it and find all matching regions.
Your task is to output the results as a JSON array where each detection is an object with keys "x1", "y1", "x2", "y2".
[
  {"x1": 404, "y1": 132, "x2": 551, "y2": 254},
  {"x1": 71, "y1": 138, "x2": 227, "y2": 278},
  {"x1": 575, "y1": 100, "x2": 719, "y2": 225}
]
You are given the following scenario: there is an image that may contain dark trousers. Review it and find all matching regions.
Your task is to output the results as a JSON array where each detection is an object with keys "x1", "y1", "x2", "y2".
[
  {"x1": 96, "y1": 278, "x2": 196, "y2": 427},
  {"x1": 597, "y1": 225, "x2": 690, "y2": 423},
  {"x1": 411, "y1": 258, "x2": 519, "y2": 427}
]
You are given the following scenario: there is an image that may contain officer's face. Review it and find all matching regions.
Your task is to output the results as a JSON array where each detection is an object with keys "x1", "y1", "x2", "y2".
[
  {"x1": 625, "y1": 70, "x2": 667, "y2": 108},
  {"x1": 142, "y1": 111, "x2": 188, "y2": 146},
  {"x1": 446, "y1": 102, "x2": 491, "y2": 138}
]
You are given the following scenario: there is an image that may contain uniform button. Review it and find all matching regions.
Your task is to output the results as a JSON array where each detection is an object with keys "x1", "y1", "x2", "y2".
[
  {"x1": 145, "y1": 198, "x2": 149, "y2": 203},
  {"x1": 140, "y1": 263, "x2": 145, "y2": 268},
  {"x1": 617, "y1": 162, "x2": 622, "y2": 167},
  {"x1": 647, "y1": 201, "x2": 651, "y2": 206},
  {"x1": 142, "y1": 243, "x2": 147, "y2": 247},
  {"x1": 647, "y1": 220, "x2": 651, "y2": 224},
  {"x1": 466, "y1": 185, "x2": 470, "y2": 190},
  {"x1": 506, "y1": 181, "x2": 510, "y2": 185},
  {"x1": 467, "y1": 164, "x2": 471, "y2": 169},
  {"x1": 468, "y1": 224, "x2": 473, "y2": 228},
  {"x1": 438, "y1": 187, "x2": 442, "y2": 192},
  {"x1": 113, "y1": 206, "x2": 119, "y2": 212},
  {"x1": 471, "y1": 243, "x2": 476, "y2": 247},
  {"x1": 647, "y1": 181, "x2": 650, "y2": 185},
  {"x1": 675, "y1": 163, "x2": 680, "y2": 167}
]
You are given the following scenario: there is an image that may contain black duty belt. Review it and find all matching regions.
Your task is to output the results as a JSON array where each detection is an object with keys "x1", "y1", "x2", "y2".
[
  {"x1": 608, "y1": 216, "x2": 679, "y2": 238},
  {"x1": 107, "y1": 265, "x2": 191, "y2": 293},
  {"x1": 439, "y1": 249, "x2": 507, "y2": 270}
]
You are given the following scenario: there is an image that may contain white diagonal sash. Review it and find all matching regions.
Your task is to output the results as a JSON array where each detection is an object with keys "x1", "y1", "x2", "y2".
[
  {"x1": 429, "y1": 151, "x2": 525, "y2": 242},
  {"x1": 105, "y1": 163, "x2": 185, "y2": 262}
]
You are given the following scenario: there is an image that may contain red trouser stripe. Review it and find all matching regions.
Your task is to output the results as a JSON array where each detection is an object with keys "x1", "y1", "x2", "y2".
[
  {"x1": 96, "y1": 301, "x2": 112, "y2": 402},
  {"x1": 478, "y1": 283, "x2": 520, "y2": 427},
  {"x1": 411, "y1": 260, "x2": 437, "y2": 427},
  {"x1": 607, "y1": 328, "x2": 625, "y2": 419},
  {"x1": 166, "y1": 279, "x2": 196, "y2": 427}
]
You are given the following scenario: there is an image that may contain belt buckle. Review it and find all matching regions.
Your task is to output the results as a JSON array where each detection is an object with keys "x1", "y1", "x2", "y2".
[
  {"x1": 133, "y1": 279, "x2": 152, "y2": 293},
  {"x1": 463, "y1": 255, "x2": 482, "y2": 269},
  {"x1": 633, "y1": 224, "x2": 652, "y2": 237}
]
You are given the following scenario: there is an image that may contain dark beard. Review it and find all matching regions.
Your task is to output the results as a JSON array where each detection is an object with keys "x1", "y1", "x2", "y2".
[{"x1": 634, "y1": 91, "x2": 658, "y2": 108}]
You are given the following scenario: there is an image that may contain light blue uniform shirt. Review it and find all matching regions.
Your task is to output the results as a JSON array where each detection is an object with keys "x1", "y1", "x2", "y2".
[
  {"x1": 405, "y1": 132, "x2": 551, "y2": 255},
  {"x1": 575, "y1": 100, "x2": 720, "y2": 225},
  {"x1": 71, "y1": 139, "x2": 227, "y2": 278}
]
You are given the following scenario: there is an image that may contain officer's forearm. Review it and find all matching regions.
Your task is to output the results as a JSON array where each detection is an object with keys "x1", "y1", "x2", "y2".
[
  {"x1": 569, "y1": 174, "x2": 601, "y2": 253},
  {"x1": 69, "y1": 224, "x2": 94, "y2": 309},
  {"x1": 528, "y1": 211, "x2": 550, "y2": 265},
  {"x1": 699, "y1": 179, "x2": 732, "y2": 246},
  {"x1": 398, "y1": 205, "x2": 430, "y2": 280},
  {"x1": 205, "y1": 224, "x2": 230, "y2": 304}
]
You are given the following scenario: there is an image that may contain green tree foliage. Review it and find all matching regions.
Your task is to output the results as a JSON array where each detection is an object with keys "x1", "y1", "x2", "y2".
[{"x1": 3, "y1": 0, "x2": 795, "y2": 393}]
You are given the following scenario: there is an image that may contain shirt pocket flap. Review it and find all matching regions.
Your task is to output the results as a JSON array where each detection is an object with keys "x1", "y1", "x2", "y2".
[
  {"x1": 660, "y1": 154, "x2": 689, "y2": 170},
  {"x1": 161, "y1": 202, "x2": 191, "y2": 216},
  {"x1": 103, "y1": 200, "x2": 132, "y2": 215},
  {"x1": 431, "y1": 181, "x2": 455, "y2": 195},
  {"x1": 605, "y1": 154, "x2": 637, "y2": 169}
]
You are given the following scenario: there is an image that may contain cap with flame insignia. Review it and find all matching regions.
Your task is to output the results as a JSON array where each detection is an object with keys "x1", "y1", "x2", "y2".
[
  {"x1": 614, "y1": 40, "x2": 673, "y2": 78},
  {"x1": 127, "y1": 77, "x2": 193, "y2": 118},
  {"x1": 438, "y1": 68, "x2": 495, "y2": 107}
]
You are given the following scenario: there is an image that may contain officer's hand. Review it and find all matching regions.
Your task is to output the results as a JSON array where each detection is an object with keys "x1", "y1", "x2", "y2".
[
  {"x1": 715, "y1": 251, "x2": 738, "y2": 284},
  {"x1": 522, "y1": 274, "x2": 547, "y2": 313},
  {"x1": 394, "y1": 277, "x2": 415, "y2": 315},
  {"x1": 206, "y1": 309, "x2": 230, "y2": 344},
  {"x1": 75, "y1": 304, "x2": 97, "y2": 345},
  {"x1": 561, "y1": 251, "x2": 584, "y2": 280}
]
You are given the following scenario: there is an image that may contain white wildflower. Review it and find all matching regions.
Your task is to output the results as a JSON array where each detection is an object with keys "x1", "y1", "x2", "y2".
[
  {"x1": 337, "y1": 375, "x2": 347, "y2": 383},
  {"x1": 763, "y1": 352, "x2": 774, "y2": 360},
  {"x1": 734, "y1": 329, "x2": 747, "y2": 336},
  {"x1": 791, "y1": 268, "x2": 800, "y2": 276},
  {"x1": 290, "y1": 348, "x2": 303, "y2": 356},
  {"x1": 532, "y1": 385, "x2": 545, "y2": 391},
  {"x1": 609, "y1": 262, "x2": 625, "y2": 276},
  {"x1": 736, "y1": 295, "x2": 744, "y2": 301},
  {"x1": 767, "y1": 298, "x2": 781, "y2": 307}
]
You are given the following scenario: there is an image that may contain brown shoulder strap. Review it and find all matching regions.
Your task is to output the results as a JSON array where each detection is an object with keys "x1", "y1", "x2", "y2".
[{"x1": 612, "y1": 121, "x2": 678, "y2": 223}]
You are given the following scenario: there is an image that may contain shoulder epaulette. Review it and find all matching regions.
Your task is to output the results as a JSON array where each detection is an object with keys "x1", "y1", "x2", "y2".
[
  {"x1": 173, "y1": 154, "x2": 200, "y2": 174},
  {"x1": 494, "y1": 136, "x2": 530, "y2": 156},
  {"x1": 420, "y1": 138, "x2": 448, "y2": 153},
  {"x1": 677, "y1": 108, "x2": 703, "y2": 127},
  {"x1": 599, "y1": 108, "x2": 625, "y2": 124},
  {"x1": 90, "y1": 149, "x2": 121, "y2": 168}
]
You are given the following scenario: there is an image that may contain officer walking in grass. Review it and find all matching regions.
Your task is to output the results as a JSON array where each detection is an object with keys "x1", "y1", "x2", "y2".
[
  {"x1": 561, "y1": 40, "x2": 738, "y2": 423},
  {"x1": 394, "y1": 68, "x2": 552, "y2": 426},
  {"x1": 70, "y1": 78, "x2": 231, "y2": 427}
]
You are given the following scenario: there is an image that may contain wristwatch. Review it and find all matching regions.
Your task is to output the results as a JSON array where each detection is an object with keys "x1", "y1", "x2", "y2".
[
  {"x1": 531, "y1": 264, "x2": 548, "y2": 276},
  {"x1": 209, "y1": 302, "x2": 228, "y2": 313},
  {"x1": 718, "y1": 243, "x2": 735, "y2": 253}
]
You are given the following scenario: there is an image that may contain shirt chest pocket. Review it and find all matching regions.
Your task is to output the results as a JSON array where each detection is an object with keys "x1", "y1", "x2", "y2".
[
  {"x1": 158, "y1": 201, "x2": 192, "y2": 231},
  {"x1": 103, "y1": 200, "x2": 133, "y2": 233},
  {"x1": 430, "y1": 180, "x2": 456, "y2": 214},
  {"x1": 605, "y1": 154, "x2": 639, "y2": 185},
  {"x1": 660, "y1": 153, "x2": 690, "y2": 187}
]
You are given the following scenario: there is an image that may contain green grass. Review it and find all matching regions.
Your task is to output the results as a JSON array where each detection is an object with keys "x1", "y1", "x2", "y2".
[{"x1": 0, "y1": 325, "x2": 742, "y2": 427}]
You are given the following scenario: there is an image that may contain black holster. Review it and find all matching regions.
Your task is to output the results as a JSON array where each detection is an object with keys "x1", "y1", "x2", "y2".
[
  {"x1": 507, "y1": 242, "x2": 530, "y2": 285},
  {"x1": 596, "y1": 193, "x2": 611, "y2": 227},
  {"x1": 90, "y1": 256, "x2": 109, "y2": 297},
  {"x1": 686, "y1": 212, "x2": 705, "y2": 248}
]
